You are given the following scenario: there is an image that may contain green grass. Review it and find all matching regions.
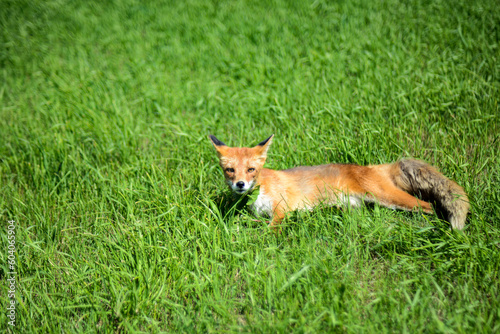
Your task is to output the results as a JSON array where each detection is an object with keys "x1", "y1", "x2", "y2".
[{"x1": 1, "y1": 0, "x2": 499, "y2": 332}]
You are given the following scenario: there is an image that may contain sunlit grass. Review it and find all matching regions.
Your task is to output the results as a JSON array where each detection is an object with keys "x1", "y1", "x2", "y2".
[{"x1": 1, "y1": 0, "x2": 499, "y2": 332}]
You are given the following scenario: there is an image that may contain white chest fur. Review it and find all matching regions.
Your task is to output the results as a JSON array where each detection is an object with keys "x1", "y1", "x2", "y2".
[{"x1": 249, "y1": 191, "x2": 273, "y2": 217}]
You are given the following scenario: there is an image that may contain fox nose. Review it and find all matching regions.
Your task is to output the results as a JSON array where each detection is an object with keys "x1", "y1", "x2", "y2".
[{"x1": 236, "y1": 181, "x2": 245, "y2": 189}]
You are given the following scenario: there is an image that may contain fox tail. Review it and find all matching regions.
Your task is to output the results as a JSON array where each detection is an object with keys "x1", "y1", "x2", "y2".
[{"x1": 392, "y1": 159, "x2": 470, "y2": 230}]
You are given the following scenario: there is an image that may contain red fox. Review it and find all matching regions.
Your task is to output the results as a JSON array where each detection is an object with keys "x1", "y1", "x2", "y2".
[{"x1": 209, "y1": 135, "x2": 469, "y2": 230}]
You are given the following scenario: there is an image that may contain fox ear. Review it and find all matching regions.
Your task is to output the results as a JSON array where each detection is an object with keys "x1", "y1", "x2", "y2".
[
  {"x1": 254, "y1": 134, "x2": 274, "y2": 157},
  {"x1": 209, "y1": 135, "x2": 226, "y2": 147},
  {"x1": 209, "y1": 135, "x2": 229, "y2": 157},
  {"x1": 257, "y1": 135, "x2": 274, "y2": 147}
]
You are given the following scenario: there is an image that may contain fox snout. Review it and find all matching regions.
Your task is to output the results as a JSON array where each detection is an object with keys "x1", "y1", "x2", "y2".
[
  {"x1": 222, "y1": 165, "x2": 258, "y2": 194},
  {"x1": 228, "y1": 179, "x2": 254, "y2": 194}
]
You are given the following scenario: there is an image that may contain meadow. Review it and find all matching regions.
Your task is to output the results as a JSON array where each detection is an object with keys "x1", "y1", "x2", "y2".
[{"x1": 1, "y1": 0, "x2": 499, "y2": 332}]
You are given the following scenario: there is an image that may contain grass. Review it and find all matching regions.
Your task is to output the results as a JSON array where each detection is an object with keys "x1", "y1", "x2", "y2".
[{"x1": 1, "y1": 0, "x2": 499, "y2": 332}]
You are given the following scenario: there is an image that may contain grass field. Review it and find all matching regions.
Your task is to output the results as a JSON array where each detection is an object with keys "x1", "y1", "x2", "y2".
[{"x1": 1, "y1": 0, "x2": 499, "y2": 332}]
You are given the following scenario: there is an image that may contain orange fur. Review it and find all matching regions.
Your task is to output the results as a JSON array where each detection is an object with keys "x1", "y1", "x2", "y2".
[{"x1": 209, "y1": 135, "x2": 469, "y2": 229}]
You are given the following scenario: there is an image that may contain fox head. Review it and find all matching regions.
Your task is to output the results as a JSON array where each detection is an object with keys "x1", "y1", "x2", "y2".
[{"x1": 209, "y1": 134, "x2": 274, "y2": 194}]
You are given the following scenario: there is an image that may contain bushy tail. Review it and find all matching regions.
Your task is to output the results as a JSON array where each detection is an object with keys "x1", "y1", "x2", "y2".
[{"x1": 393, "y1": 159, "x2": 469, "y2": 230}]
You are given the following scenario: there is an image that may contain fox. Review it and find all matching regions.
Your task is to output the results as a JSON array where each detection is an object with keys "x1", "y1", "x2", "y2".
[{"x1": 209, "y1": 134, "x2": 470, "y2": 230}]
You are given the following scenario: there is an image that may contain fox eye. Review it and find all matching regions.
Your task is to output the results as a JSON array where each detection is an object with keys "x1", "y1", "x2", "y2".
[
  {"x1": 247, "y1": 168, "x2": 255, "y2": 173},
  {"x1": 225, "y1": 168, "x2": 235, "y2": 173}
]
